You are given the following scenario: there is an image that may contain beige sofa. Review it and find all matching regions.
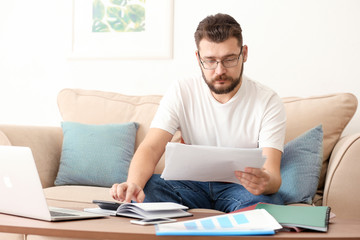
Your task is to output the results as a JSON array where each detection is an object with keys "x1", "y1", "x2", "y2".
[{"x1": 0, "y1": 88, "x2": 359, "y2": 240}]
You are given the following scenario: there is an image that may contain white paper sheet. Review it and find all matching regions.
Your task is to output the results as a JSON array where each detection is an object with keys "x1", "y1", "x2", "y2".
[
  {"x1": 160, "y1": 143, "x2": 266, "y2": 183},
  {"x1": 155, "y1": 209, "x2": 282, "y2": 236}
]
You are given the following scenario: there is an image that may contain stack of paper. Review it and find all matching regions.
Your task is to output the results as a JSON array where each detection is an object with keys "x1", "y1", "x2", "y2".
[
  {"x1": 155, "y1": 209, "x2": 282, "y2": 236},
  {"x1": 161, "y1": 143, "x2": 266, "y2": 183}
]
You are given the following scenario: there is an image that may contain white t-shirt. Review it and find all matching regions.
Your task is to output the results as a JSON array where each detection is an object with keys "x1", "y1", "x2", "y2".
[{"x1": 150, "y1": 74, "x2": 286, "y2": 152}]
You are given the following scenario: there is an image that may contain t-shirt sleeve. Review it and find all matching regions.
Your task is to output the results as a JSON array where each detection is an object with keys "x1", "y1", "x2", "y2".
[
  {"x1": 258, "y1": 94, "x2": 286, "y2": 152},
  {"x1": 150, "y1": 81, "x2": 181, "y2": 135}
]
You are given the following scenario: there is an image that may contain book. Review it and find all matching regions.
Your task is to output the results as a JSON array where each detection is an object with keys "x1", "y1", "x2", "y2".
[
  {"x1": 255, "y1": 203, "x2": 331, "y2": 232},
  {"x1": 155, "y1": 209, "x2": 282, "y2": 236},
  {"x1": 84, "y1": 201, "x2": 192, "y2": 219}
]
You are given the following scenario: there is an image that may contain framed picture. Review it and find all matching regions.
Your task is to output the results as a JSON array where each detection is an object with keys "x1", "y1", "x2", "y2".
[{"x1": 70, "y1": 0, "x2": 174, "y2": 59}]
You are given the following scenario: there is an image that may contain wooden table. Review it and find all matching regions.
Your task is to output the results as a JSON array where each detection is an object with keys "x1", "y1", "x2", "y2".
[{"x1": 0, "y1": 200, "x2": 359, "y2": 240}]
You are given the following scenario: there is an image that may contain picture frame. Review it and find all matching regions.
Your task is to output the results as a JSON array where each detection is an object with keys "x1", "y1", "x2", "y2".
[{"x1": 70, "y1": 0, "x2": 174, "y2": 59}]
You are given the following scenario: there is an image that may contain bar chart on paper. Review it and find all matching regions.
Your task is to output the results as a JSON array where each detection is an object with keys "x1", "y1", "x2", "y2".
[{"x1": 155, "y1": 209, "x2": 282, "y2": 236}]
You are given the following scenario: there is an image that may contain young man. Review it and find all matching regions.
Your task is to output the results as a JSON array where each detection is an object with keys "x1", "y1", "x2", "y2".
[{"x1": 110, "y1": 13, "x2": 286, "y2": 212}]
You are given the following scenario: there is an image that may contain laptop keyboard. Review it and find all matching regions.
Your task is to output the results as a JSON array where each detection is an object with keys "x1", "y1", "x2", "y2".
[{"x1": 50, "y1": 210, "x2": 78, "y2": 217}]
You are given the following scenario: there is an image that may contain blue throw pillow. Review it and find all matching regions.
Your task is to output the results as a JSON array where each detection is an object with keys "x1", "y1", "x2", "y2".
[
  {"x1": 278, "y1": 125, "x2": 323, "y2": 204},
  {"x1": 55, "y1": 121, "x2": 139, "y2": 187}
]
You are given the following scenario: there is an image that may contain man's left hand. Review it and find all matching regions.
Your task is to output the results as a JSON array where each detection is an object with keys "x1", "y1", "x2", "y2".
[{"x1": 234, "y1": 167, "x2": 270, "y2": 195}]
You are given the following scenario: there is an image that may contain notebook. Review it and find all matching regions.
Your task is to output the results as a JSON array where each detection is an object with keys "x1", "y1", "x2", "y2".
[
  {"x1": 0, "y1": 145, "x2": 105, "y2": 221},
  {"x1": 255, "y1": 203, "x2": 331, "y2": 232}
]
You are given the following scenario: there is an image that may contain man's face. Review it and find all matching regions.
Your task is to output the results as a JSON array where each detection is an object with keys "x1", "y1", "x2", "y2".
[{"x1": 196, "y1": 37, "x2": 247, "y2": 95}]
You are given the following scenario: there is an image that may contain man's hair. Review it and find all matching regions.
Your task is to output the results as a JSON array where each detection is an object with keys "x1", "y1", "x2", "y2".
[{"x1": 194, "y1": 13, "x2": 243, "y2": 50}]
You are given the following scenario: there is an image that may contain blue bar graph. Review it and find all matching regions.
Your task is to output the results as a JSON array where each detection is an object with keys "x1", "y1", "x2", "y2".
[
  {"x1": 217, "y1": 216, "x2": 233, "y2": 228},
  {"x1": 184, "y1": 221, "x2": 197, "y2": 230},
  {"x1": 233, "y1": 213, "x2": 249, "y2": 224},
  {"x1": 200, "y1": 219, "x2": 216, "y2": 230}
]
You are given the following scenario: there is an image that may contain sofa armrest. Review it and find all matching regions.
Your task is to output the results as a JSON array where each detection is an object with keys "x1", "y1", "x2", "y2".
[
  {"x1": 323, "y1": 133, "x2": 360, "y2": 219},
  {"x1": 0, "y1": 124, "x2": 63, "y2": 188}
]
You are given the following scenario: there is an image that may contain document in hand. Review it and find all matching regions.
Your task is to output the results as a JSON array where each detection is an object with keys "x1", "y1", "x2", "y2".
[
  {"x1": 155, "y1": 209, "x2": 282, "y2": 236},
  {"x1": 161, "y1": 143, "x2": 266, "y2": 183},
  {"x1": 255, "y1": 204, "x2": 331, "y2": 232},
  {"x1": 85, "y1": 202, "x2": 192, "y2": 219}
]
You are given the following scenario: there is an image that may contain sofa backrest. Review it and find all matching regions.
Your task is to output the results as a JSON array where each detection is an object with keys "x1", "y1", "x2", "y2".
[
  {"x1": 57, "y1": 88, "x2": 181, "y2": 173},
  {"x1": 282, "y1": 93, "x2": 357, "y2": 193},
  {"x1": 0, "y1": 131, "x2": 11, "y2": 146},
  {"x1": 58, "y1": 88, "x2": 164, "y2": 150},
  {"x1": 58, "y1": 89, "x2": 357, "y2": 192}
]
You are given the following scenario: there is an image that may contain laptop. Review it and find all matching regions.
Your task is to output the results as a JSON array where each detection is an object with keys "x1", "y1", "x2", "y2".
[{"x1": 0, "y1": 145, "x2": 106, "y2": 221}]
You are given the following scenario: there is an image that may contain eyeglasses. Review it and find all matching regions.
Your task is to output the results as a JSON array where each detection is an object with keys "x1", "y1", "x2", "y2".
[{"x1": 198, "y1": 46, "x2": 243, "y2": 70}]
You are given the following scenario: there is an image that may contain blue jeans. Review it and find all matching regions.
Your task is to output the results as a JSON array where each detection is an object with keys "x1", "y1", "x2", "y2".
[{"x1": 143, "y1": 174, "x2": 284, "y2": 213}]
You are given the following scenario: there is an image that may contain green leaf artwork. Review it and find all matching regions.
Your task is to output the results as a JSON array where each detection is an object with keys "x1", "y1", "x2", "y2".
[{"x1": 92, "y1": 0, "x2": 146, "y2": 32}]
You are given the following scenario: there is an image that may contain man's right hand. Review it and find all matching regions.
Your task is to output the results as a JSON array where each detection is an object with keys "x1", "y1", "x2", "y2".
[
  {"x1": 109, "y1": 129, "x2": 173, "y2": 203},
  {"x1": 110, "y1": 182, "x2": 145, "y2": 203}
]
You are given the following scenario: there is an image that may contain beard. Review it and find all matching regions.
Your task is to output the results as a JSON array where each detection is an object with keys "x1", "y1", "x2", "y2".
[{"x1": 201, "y1": 63, "x2": 244, "y2": 95}]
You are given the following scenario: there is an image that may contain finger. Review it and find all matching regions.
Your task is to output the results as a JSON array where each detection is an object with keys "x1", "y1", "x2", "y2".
[
  {"x1": 244, "y1": 184, "x2": 265, "y2": 196},
  {"x1": 234, "y1": 171, "x2": 247, "y2": 184},
  {"x1": 136, "y1": 190, "x2": 146, "y2": 203},
  {"x1": 234, "y1": 171, "x2": 242, "y2": 177},
  {"x1": 242, "y1": 177, "x2": 261, "y2": 188},
  {"x1": 109, "y1": 184, "x2": 116, "y2": 195},
  {"x1": 124, "y1": 184, "x2": 138, "y2": 203},
  {"x1": 241, "y1": 176, "x2": 268, "y2": 196},
  {"x1": 244, "y1": 167, "x2": 263, "y2": 177},
  {"x1": 111, "y1": 183, "x2": 127, "y2": 201},
  {"x1": 235, "y1": 168, "x2": 262, "y2": 179},
  {"x1": 110, "y1": 184, "x2": 119, "y2": 200},
  {"x1": 120, "y1": 184, "x2": 129, "y2": 202},
  {"x1": 239, "y1": 171, "x2": 262, "y2": 185},
  {"x1": 240, "y1": 174, "x2": 265, "y2": 193}
]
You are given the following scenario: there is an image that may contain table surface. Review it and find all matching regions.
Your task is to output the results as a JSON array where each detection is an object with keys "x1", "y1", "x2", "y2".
[{"x1": 0, "y1": 200, "x2": 359, "y2": 240}]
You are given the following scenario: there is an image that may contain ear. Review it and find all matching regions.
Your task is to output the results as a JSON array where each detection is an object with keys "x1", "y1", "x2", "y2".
[
  {"x1": 195, "y1": 50, "x2": 201, "y2": 65},
  {"x1": 195, "y1": 50, "x2": 199, "y2": 59},
  {"x1": 242, "y1": 45, "x2": 248, "y2": 62}
]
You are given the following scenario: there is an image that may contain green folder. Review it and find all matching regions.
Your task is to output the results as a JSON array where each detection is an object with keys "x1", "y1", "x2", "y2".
[{"x1": 255, "y1": 204, "x2": 331, "y2": 232}]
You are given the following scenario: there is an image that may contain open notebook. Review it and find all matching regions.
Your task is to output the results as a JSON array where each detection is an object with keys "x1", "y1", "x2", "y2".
[{"x1": 0, "y1": 145, "x2": 105, "y2": 221}]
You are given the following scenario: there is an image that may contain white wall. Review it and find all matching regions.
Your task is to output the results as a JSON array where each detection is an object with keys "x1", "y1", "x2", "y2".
[{"x1": 0, "y1": 0, "x2": 359, "y2": 136}]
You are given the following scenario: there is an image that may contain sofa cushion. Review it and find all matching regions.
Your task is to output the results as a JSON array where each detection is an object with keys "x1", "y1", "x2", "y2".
[
  {"x1": 44, "y1": 185, "x2": 115, "y2": 204},
  {"x1": 54, "y1": 121, "x2": 138, "y2": 187},
  {"x1": 0, "y1": 233, "x2": 24, "y2": 240},
  {"x1": 57, "y1": 88, "x2": 181, "y2": 174},
  {"x1": 278, "y1": 125, "x2": 323, "y2": 204},
  {"x1": 57, "y1": 88, "x2": 163, "y2": 151},
  {"x1": 283, "y1": 93, "x2": 357, "y2": 194}
]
